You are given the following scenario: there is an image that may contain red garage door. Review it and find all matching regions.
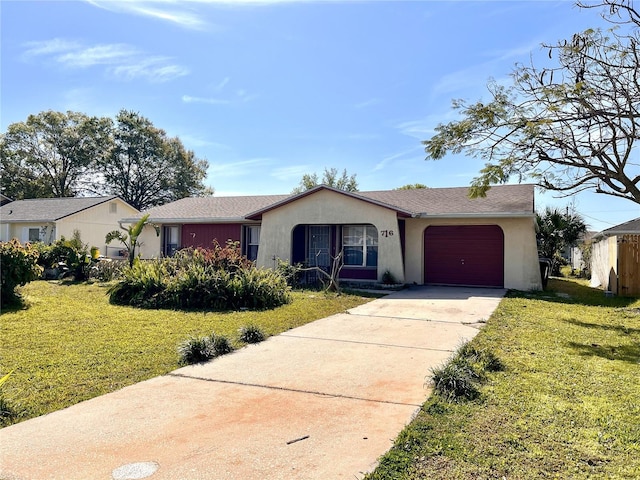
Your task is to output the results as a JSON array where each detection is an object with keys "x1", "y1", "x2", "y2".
[{"x1": 424, "y1": 225, "x2": 504, "y2": 287}]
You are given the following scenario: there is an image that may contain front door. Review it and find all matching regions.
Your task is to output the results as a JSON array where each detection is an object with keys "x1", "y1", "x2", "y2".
[{"x1": 308, "y1": 226, "x2": 331, "y2": 268}]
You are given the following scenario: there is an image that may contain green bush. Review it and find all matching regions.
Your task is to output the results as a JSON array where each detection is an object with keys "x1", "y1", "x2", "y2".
[
  {"x1": 0, "y1": 239, "x2": 43, "y2": 307},
  {"x1": 108, "y1": 245, "x2": 291, "y2": 311},
  {"x1": 430, "y1": 357, "x2": 481, "y2": 402},
  {"x1": 89, "y1": 259, "x2": 126, "y2": 282},
  {"x1": 108, "y1": 260, "x2": 166, "y2": 307},
  {"x1": 430, "y1": 342, "x2": 504, "y2": 402},
  {"x1": 239, "y1": 324, "x2": 266, "y2": 344},
  {"x1": 210, "y1": 333, "x2": 234, "y2": 356},
  {"x1": 177, "y1": 332, "x2": 234, "y2": 365},
  {"x1": 178, "y1": 335, "x2": 214, "y2": 364},
  {"x1": 276, "y1": 259, "x2": 304, "y2": 288},
  {"x1": 35, "y1": 230, "x2": 96, "y2": 280}
]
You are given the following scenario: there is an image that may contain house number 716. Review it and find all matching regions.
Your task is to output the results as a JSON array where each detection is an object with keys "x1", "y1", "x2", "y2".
[{"x1": 380, "y1": 230, "x2": 394, "y2": 238}]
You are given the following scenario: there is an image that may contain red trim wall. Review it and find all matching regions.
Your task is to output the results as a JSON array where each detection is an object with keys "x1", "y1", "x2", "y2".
[{"x1": 181, "y1": 224, "x2": 242, "y2": 250}]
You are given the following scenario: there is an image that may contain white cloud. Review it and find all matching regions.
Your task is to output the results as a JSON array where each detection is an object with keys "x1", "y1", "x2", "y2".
[
  {"x1": 86, "y1": 0, "x2": 351, "y2": 30},
  {"x1": 23, "y1": 38, "x2": 82, "y2": 57},
  {"x1": 270, "y1": 164, "x2": 311, "y2": 181},
  {"x1": 182, "y1": 95, "x2": 230, "y2": 105},
  {"x1": 354, "y1": 98, "x2": 380, "y2": 109},
  {"x1": 395, "y1": 119, "x2": 436, "y2": 140},
  {"x1": 57, "y1": 44, "x2": 139, "y2": 67},
  {"x1": 374, "y1": 145, "x2": 423, "y2": 171},
  {"x1": 111, "y1": 59, "x2": 189, "y2": 81},
  {"x1": 86, "y1": 1, "x2": 208, "y2": 30},
  {"x1": 179, "y1": 134, "x2": 232, "y2": 149},
  {"x1": 208, "y1": 158, "x2": 275, "y2": 178},
  {"x1": 215, "y1": 77, "x2": 230, "y2": 91},
  {"x1": 183, "y1": 80, "x2": 258, "y2": 106},
  {"x1": 22, "y1": 39, "x2": 188, "y2": 83}
]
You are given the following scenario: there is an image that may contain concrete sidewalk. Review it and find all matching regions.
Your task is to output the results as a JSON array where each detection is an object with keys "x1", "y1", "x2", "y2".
[{"x1": 0, "y1": 286, "x2": 505, "y2": 480}]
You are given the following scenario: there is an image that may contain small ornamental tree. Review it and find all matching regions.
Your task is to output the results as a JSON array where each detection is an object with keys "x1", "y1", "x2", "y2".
[
  {"x1": 1, "y1": 239, "x2": 43, "y2": 306},
  {"x1": 106, "y1": 214, "x2": 159, "y2": 267}
]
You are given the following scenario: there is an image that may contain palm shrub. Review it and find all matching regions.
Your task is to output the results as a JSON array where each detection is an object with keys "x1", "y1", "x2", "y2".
[
  {"x1": 239, "y1": 324, "x2": 267, "y2": 344},
  {"x1": 177, "y1": 333, "x2": 234, "y2": 365},
  {"x1": 431, "y1": 357, "x2": 481, "y2": 402},
  {"x1": 178, "y1": 335, "x2": 214, "y2": 364},
  {"x1": 108, "y1": 260, "x2": 166, "y2": 307},
  {"x1": 430, "y1": 342, "x2": 504, "y2": 402},
  {"x1": 210, "y1": 333, "x2": 234, "y2": 356}
]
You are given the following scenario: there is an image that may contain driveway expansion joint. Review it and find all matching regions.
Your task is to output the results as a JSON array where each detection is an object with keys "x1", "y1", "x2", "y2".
[
  {"x1": 167, "y1": 372, "x2": 423, "y2": 408},
  {"x1": 279, "y1": 333, "x2": 456, "y2": 352}
]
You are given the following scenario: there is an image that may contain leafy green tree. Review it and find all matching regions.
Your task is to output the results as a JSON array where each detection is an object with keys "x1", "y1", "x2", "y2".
[
  {"x1": 0, "y1": 111, "x2": 111, "y2": 198},
  {"x1": 106, "y1": 214, "x2": 160, "y2": 267},
  {"x1": 100, "y1": 110, "x2": 211, "y2": 210},
  {"x1": 423, "y1": 6, "x2": 640, "y2": 204},
  {"x1": 536, "y1": 207, "x2": 587, "y2": 274},
  {"x1": 292, "y1": 167, "x2": 358, "y2": 194},
  {"x1": 395, "y1": 183, "x2": 428, "y2": 190}
]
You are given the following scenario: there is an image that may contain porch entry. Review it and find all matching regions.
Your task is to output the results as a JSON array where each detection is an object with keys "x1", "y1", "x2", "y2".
[{"x1": 292, "y1": 224, "x2": 378, "y2": 281}]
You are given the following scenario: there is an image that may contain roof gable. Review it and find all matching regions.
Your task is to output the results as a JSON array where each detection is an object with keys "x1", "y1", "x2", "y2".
[
  {"x1": 0, "y1": 196, "x2": 126, "y2": 223},
  {"x1": 245, "y1": 185, "x2": 414, "y2": 220}
]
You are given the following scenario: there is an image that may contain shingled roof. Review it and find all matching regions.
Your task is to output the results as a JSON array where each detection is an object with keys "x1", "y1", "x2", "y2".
[
  {"x1": 0, "y1": 196, "x2": 120, "y2": 222},
  {"x1": 133, "y1": 184, "x2": 535, "y2": 223},
  {"x1": 359, "y1": 184, "x2": 534, "y2": 216},
  {"x1": 597, "y1": 217, "x2": 640, "y2": 238},
  {"x1": 136, "y1": 194, "x2": 291, "y2": 222}
]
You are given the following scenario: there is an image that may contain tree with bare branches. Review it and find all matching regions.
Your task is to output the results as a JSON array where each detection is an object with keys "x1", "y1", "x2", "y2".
[{"x1": 423, "y1": 1, "x2": 640, "y2": 204}]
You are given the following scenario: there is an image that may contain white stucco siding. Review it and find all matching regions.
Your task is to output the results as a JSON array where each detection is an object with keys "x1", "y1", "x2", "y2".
[
  {"x1": 256, "y1": 190, "x2": 406, "y2": 283},
  {"x1": 1, "y1": 223, "x2": 55, "y2": 244},
  {"x1": 57, "y1": 199, "x2": 140, "y2": 255},
  {"x1": 122, "y1": 224, "x2": 162, "y2": 260},
  {"x1": 404, "y1": 216, "x2": 541, "y2": 291}
]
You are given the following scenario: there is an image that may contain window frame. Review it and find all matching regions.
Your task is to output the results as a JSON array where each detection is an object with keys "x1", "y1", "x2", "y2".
[
  {"x1": 244, "y1": 225, "x2": 261, "y2": 261},
  {"x1": 342, "y1": 225, "x2": 378, "y2": 268},
  {"x1": 28, "y1": 228, "x2": 40, "y2": 243}
]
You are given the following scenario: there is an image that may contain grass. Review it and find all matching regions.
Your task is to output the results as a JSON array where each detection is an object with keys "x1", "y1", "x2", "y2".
[
  {"x1": 366, "y1": 278, "x2": 640, "y2": 480},
  {"x1": 0, "y1": 280, "x2": 374, "y2": 426}
]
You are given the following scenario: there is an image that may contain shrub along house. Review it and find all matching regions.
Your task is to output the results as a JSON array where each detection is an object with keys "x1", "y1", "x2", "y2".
[{"x1": 128, "y1": 184, "x2": 542, "y2": 290}]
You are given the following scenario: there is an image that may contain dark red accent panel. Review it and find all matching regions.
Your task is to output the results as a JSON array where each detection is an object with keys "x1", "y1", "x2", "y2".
[
  {"x1": 181, "y1": 224, "x2": 242, "y2": 250},
  {"x1": 424, "y1": 225, "x2": 504, "y2": 287},
  {"x1": 339, "y1": 267, "x2": 377, "y2": 280}
]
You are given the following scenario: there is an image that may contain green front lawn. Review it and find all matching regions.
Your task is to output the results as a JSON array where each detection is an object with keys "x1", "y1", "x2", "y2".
[
  {"x1": 366, "y1": 278, "x2": 640, "y2": 479},
  {"x1": 0, "y1": 281, "x2": 374, "y2": 426}
]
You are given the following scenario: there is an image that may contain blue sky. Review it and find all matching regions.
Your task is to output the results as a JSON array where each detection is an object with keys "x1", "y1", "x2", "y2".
[{"x1": 2, "y1": 0, "x2": 638, "y2": 231}]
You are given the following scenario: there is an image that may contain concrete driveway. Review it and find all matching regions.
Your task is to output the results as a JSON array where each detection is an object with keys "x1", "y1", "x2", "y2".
[{"x1": 0, "y1": 286, "x2": 505, "y2": 480}]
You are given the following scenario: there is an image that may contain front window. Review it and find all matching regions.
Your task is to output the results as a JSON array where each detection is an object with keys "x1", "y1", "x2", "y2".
[
  {"x1": 28, "y1": 228, "x2": 40, "y2": 242},
  {"x1": 245, "y1": 225, "x2": 260, "y2": 261},
  {"x1": 342, "y1": 225, "x2": 378, "y2": 267},
  {"x1": 163, "y1": 226, "x2": 180, "y2": 256}
]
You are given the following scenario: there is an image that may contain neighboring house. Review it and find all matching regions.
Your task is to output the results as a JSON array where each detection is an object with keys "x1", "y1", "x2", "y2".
[
  {"x1": 0, "y1": 194, "x2": 13, "y2": 206},
  {"x1": 569, "y1": 231, "x2": 596, "y2": 272},
  {"x1": 127, "y1": 184, "x2": 542, "y2": 290},
  {"x1": 0, "y1": 196, "x2": 140, "y2": 256},
  {"x1": 590, "y1": 217, "x2": 640, "y2": 296}
]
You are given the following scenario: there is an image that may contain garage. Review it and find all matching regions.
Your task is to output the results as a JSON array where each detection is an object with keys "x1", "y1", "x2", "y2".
[{"x1": 424, "y1": 225, "x2": 504, "y2": 287}]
